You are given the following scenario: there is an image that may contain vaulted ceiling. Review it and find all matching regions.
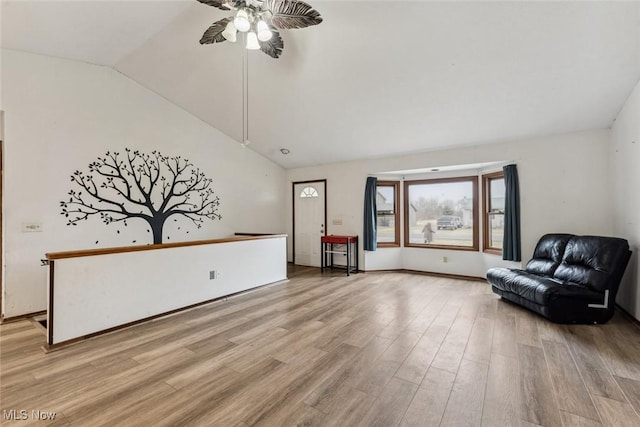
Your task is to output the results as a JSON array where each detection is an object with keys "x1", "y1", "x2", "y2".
[{"x1": 2, "y1": 1, "x2": 639, "y2": 168}]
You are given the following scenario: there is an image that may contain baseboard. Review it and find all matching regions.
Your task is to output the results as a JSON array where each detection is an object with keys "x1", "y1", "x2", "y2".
[
  {"x1": 364, "y1": 268, "x2": 485, "y2": 282},
  {"x1": 403, "y1": 269, "x2": 486, "y2": 282},
  {"x1": 616, "y1": 303, "x2": 640, "y2": 330},
  {"x1": 1, "y1": 310, "x2": 47, "y2": 324}
]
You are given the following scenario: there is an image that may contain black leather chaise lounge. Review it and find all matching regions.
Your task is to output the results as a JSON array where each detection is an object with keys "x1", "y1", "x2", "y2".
[{"x1": 487, "y1": 234, "x2": 631, "y2": 324}]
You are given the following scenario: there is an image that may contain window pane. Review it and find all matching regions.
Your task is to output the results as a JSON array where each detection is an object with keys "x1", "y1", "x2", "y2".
[
  {"x1": 377, "y1": 186, "x2": 394, "y2": 205},
  {"x1": 489, "y1": 213, "x2": 504, "y2": 249},
  {"x1": 377, "y1": 214, "x2": 396, "y2": 242},
  {"x1": 300, "y1": 186, "x2": 318, "y2": 198},
  {"x1": 489, "y1": 178, "x2": 505, "y2": 212},
  {"x1": 376, "y1": 184, "x2": 397, "y2": 244},
  {"x1": 407, "y1": 181, "x2": 474, "y2": 247},
  {"x1": 483, "y1": 172, "x2": 505, "y2": 253}
]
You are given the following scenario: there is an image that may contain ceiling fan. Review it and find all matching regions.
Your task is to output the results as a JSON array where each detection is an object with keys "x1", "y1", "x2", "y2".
[{"x1": 197, "y1": 0, "x2": 323, "y2": 59}]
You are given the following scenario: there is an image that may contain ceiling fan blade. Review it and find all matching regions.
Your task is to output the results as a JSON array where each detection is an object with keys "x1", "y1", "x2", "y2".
[
  {"x1": 264, "y1": 0, "x2": 323, "y2": 30},
  {"x1": 200, "y1": 17, "x2": 233, "y2": 44},
  {"x1": 260, "y1": 29, "x2": 284, "y2": 59},
  {"x1": 196, "y1": 0, "x2": 234, "y2": 11}
]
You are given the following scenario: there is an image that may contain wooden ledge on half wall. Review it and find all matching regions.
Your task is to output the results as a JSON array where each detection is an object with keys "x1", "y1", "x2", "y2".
[{"x1": 45, "y1": 233, "x2": 288, "y2": 260}]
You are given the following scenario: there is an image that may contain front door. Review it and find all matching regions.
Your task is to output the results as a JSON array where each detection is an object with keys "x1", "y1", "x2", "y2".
[{"x1": 293, "y1": 180, "x2": 326, "y2": 267}]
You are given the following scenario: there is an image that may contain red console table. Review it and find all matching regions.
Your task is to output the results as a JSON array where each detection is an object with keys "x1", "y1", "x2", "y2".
[{"x1": 321, "y1": 235, "x2": 359, "y2": 276}]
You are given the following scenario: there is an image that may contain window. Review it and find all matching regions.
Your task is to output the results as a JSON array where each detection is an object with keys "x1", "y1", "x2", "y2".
[
  {"x1": 299, "y1": 186, "x2": 319, "y2": 198},
  {"x1": 403, "y1": 176, "x2": 478, "y2": 250},
  {"x1": 376, "y1": 181, "x2": 400, "y2": 247},
  {"x1": 483, "y1": 171, "x2": 505, "y2": 254}
]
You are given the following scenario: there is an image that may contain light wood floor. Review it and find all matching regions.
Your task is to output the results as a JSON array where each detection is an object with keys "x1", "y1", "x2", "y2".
[{"x1": 2, "y1": 266, "x2": 640, "y2": 426}]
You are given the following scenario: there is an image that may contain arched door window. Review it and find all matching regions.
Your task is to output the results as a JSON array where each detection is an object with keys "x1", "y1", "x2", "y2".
[{"x1": 299, "y1": 186, "x2": 319, "y2": 198}]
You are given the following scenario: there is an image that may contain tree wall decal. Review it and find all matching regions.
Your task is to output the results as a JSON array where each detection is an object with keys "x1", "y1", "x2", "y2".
[{"x1": 61, "y1": 149, "x2": 221, "y2": 244}]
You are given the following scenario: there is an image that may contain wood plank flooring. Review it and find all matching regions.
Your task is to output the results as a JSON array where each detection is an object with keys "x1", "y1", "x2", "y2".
[{"x1": 2, "y1": 266, "x2": 640, "y2": 426}]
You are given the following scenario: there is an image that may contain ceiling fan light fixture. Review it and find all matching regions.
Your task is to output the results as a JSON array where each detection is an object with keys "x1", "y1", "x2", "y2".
[
  {"x1": 234, "y1": 9, "x2": 251, "y2": 32},
  {"x1": 246, "y1": 31, "x2": 260, "y2": 50},
  {"x1": 256, "y1": 20, "x2": 272, "y2": 42},
  {"x1": 197, "y1": 0, "x2": 322, "y2": 58},
  {"x1": 222, "y1": 21, "x2": 237, "y2": 42}
]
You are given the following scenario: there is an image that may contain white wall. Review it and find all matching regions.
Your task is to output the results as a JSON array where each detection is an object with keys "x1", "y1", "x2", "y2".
[
  {"x1": 612, "y1": 79, "x2": 640, "y2": 320},
  {"x1": 287, "y1": 129, "x2": 613, "y2": 278},
  {"x1": 1, "y1": 50, "x2": 286, "y2": 319},
  {"x1": 50, "y1": 236, "x2": 287, "y2": 345}
]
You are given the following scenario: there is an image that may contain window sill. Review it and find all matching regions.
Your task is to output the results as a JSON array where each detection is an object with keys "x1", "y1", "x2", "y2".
[
  {"x1": 404, "y1": 243, "x2": 479, "y2": 252},
  {"x1": 377, "y1": 243, "x2": 400, "y2": 248},
  {"x1": 483, "y1": 248, "x2": 503, "y2": 256}
]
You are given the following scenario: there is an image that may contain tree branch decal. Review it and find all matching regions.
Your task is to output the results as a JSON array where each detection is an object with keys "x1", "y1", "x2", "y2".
[{"x1": 60, "y1": 149, "x2": 221, "y2": 244}]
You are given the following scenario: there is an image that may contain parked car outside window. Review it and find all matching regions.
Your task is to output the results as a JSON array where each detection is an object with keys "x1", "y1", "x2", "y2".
[{"x1": 437, "y1": 216, "x2": 458, "y2": 230}]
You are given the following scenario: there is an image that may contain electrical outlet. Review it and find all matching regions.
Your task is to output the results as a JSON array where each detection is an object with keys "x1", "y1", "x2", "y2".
[
  {"x1": 22, "y1": 222, "x2": 43, "y2": 232},
  {"x1": 209, "y1": 270, "x2": 217, "y2": 280},
  {"x1": 442, "y1": 256, "x2": 448, "y2": 263}
]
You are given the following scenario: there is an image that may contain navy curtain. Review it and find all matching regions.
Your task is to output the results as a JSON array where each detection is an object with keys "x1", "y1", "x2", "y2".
[
  {"x1": 503, "y1": 164, "x2": 521, "y2": 261},
  {"x1": 363, "y1": 177, "x2": 377, "y2": 251}
]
